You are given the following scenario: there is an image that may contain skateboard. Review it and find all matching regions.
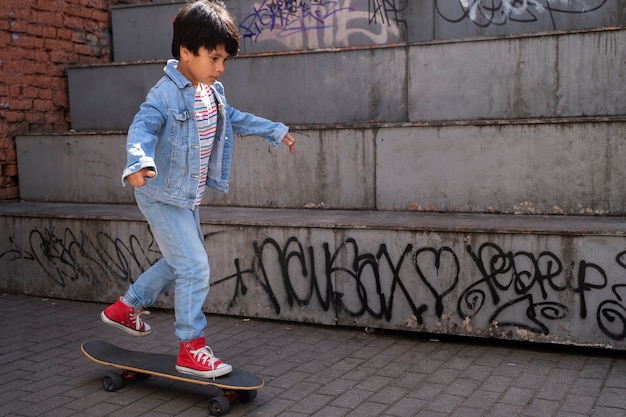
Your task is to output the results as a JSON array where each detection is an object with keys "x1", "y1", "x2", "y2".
[{"x1": 81, "y1": 340, "x2": 264, "y2": 416}]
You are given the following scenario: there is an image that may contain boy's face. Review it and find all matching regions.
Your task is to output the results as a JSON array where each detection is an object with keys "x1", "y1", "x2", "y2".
[{"x1": 177, "y1": 44, "x2": 229, "y2": 86}]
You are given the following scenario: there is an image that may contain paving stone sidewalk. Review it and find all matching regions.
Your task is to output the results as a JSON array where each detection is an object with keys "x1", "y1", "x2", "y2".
[{"x1": 1, "y1": 293, "x2": 626, "y2": 417}]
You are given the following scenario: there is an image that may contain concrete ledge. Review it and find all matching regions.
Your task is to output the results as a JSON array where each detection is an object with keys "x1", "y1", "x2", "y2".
[
  {"x1": 2, "y1": 202, "x2": 626, "y2": 349},
  {"x1": 1, "y1": 202, "x2": 625, "y2": 236},
  {"x1": 110, "y1": 0, "x2": 625, "y2": 57},
  {"x1": 68, "y1": 61, "x2": 164, "y2": 131},
  {"x1": 68, "y1": 28, "x2": 626, "y2": 130},
  {"x1": 16, "y1": 119, "x2": 626, "y2": 215}
]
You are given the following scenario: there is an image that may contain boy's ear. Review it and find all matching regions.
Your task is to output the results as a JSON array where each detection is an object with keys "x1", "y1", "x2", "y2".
[{"x1": 179, "y1": 46, "x2": 191, "y2": 61}]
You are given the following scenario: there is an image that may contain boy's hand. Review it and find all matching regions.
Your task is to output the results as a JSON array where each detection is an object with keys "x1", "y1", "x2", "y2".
[
  {"x1": 126, "y1": 168, "x2": 156, "y2": 187},
  {"x1": 282, "y1": 133, "x2": 296, "y2": 155}
]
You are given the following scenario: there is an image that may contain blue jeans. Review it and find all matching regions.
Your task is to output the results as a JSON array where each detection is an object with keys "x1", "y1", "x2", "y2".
[{"x1": 124, "y1": 191, "x2": 210, "y2": 342}]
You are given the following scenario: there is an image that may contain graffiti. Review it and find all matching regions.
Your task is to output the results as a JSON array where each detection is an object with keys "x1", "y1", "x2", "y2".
[
  {"x1": 435, "y1": 0, "x2": 609, "y2": 29},
  {"x1": 3, "y1": 226, "x2": 626, "y2": 342},
  {"x1": 457, "y1": 242, "x2": 607, "y2": 334},
  {"x1": 597, "y1": 251, "x2": 626, "y2": 339},
  {"x1": 215, "y1": 237, "x2": 429, "y2": 321},
  {"x1": 368, "y1": 0, "x2": 408, "y2": 28},
  {"x1": 0, "y1": 227, "x2": 158, "y2": 288},
  {"x1": 239, "y1": 0, "x2": 355, "y2": 41},
  {"x1": 236, "y1": 0, "x2": 612, "y2": 50},
  {"x1": 238, "y1": 0, "x2": 402, "y2": 48},
  {"x1": 215, "y1": 235, "x2": 626, "y2": 341}
]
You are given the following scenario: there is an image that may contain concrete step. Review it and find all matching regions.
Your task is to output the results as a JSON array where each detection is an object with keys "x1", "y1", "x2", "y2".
[
  {"x1": 16, "y1": 118, "x2": 626, "y2": 215},
  {"x1": 68, "y1": 28, "x2": 626, "y2": 131},
  {"x1": 110, "y1": 0, "x2": 625, "y2": 59},
  {"x1": 2, "y1": 201, "x2": 626, "y2": 349},
  {"x1": 110, "y1": 2, "x2": 184, "y2": 62}
]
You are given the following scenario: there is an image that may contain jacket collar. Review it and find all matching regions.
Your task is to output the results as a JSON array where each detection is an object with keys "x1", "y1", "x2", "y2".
[
  {"x1": 164, "y1": 59, "x2": 192, "y2": 89},
  {"x1": 164, "y1": 59, "x2": 225, "y2": 104}
]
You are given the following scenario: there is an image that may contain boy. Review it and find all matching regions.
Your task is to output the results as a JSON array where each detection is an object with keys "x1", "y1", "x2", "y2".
[{"x1": 101, "y1": 0, "x2": 296, "y2": 378}]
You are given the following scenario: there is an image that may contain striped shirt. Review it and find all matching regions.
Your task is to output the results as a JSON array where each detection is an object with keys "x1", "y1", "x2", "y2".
[{"x1": 194, "y1": 84, "x2": 217, "y2": 205}]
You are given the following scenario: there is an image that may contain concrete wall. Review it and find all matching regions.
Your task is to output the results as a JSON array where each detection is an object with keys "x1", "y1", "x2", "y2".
[
  {"x1": 2, "y1": 203, "x2": 626, "y2": 349},
  {"x1": 375, "y1": 122, "x2": 626, "y2": 214},
  {"x1": 16, "y1": 119, "x2": 626, "y2": 214},
  {"x1": 68, "y1": 28, "x2": 626, "y2": 130},
  {"x1": 111, "y1": 0, "x2": 626, "y2": 59},
  {"x1": 226, "y1": 29, "x2": 626, "y2": 124},
  {"x1": 67, "y1": 62, "x2": 164, "y2": 132}
]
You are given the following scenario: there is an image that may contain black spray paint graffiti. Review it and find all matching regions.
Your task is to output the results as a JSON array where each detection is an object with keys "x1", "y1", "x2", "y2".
[
  {"x1": 598, "y1": 251, "x2": 626, "y2": 340},
  {"x1": 217, "y1": 236, "x2": 626, "y2": 340},
  {"x1": 216, "y1": 237, "x2": 426, "y2": 320},
  {"x1": 0, "y1": 227, "x2": 158, "y2": 288},
  {"x1": 368, "y1": 0, "x2": 408, "y2": 28},
  {"x1": 458, "y1": 242, "x2": 598, "y2": 335},
  {"x1": 4, "y1": 228, "x2": 626, "y2": 340},
  {"x1": 435, "y1": 0, "x2": 609, "y2": 29}
]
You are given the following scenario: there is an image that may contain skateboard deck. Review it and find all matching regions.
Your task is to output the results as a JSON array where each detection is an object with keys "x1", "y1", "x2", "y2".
[{"x1": 81, "y1": 340, "x2": 263, "y2": 416}]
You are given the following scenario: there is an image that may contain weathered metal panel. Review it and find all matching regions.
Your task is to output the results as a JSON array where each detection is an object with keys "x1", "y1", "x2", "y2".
[{"x1": 2, "y1": 204, "x2": 626, "y2": 349}]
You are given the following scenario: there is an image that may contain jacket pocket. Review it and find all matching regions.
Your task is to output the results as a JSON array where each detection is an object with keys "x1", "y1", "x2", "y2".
[
  {"x1": 160, "y1": 110, "x2": 191, "y2": 192},
  {"x1": 169, "y1": 110, "x2": 191, "y2": 146}
]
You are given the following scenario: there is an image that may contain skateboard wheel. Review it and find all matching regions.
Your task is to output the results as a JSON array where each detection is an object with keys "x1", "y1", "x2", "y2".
[
  {"x1": 102, "y1": 372, "x2": 124, "y2": 392},
  {"x1": 237, "y1": 390, "x2": 257, "y2": 403},
  {"x1": 208, "y1": 395, "x2": 230, "y2": 416}
]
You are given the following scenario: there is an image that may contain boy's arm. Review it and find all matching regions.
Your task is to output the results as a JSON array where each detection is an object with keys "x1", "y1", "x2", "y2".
[
  {"x1": 215, "y1": 82, "x2": 294, "y2": 152},
  {"x1": 121, "y1": 90, "x2": 165, "y2": 185},
  {"x1": 228, "y1": 106, "x2": 295, "y2": 154},
  {"x1": 227, "y1": 105, "x2": 289, "y2": 145}
]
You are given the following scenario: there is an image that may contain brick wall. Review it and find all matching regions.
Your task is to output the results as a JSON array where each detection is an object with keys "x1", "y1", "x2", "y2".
[{"x1": 0, "y1": 0, "x2": 151, "y2": 200}]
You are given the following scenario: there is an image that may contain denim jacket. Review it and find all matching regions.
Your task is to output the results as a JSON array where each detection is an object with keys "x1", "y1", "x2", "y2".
[{"x1": 122, "y1": 59, "x2": 289, "y2": 209}]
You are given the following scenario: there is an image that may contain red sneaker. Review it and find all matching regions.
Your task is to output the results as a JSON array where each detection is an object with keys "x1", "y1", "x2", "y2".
[
  {"x1": 175, "y1": 337, "x2": 232, "y2": 378},
  {"x1": 101, "y1": 297, "x2": 152, "y2": 336}
]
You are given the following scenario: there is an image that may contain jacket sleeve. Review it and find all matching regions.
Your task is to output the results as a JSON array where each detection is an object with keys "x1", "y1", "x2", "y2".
[
  {"x1": 227, "y1": 105, "x2": 289, "y2": 148},
  {"x1": 214, "y1": 82, "x2": 289, "y2": 147},
  {"x1": 121, "y1": 86, "x2": 166, "y2": 185}
]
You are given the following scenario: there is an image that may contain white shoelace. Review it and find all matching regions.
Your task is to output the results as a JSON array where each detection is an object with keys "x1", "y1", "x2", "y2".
[
  {"x1": 189, "y1": 345, "x2": 223, "y2": 381},
  {"x1": 130, "y1": 309, "x2": 150, "y2": 330},
  {"x1": 190, "y1": 345, "x2": 220, "y2": 369}
]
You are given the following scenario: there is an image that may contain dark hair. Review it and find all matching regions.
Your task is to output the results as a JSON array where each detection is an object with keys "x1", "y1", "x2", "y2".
[{"x1": 171, "y1": 0, "x2": 240, "y2": 59}]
